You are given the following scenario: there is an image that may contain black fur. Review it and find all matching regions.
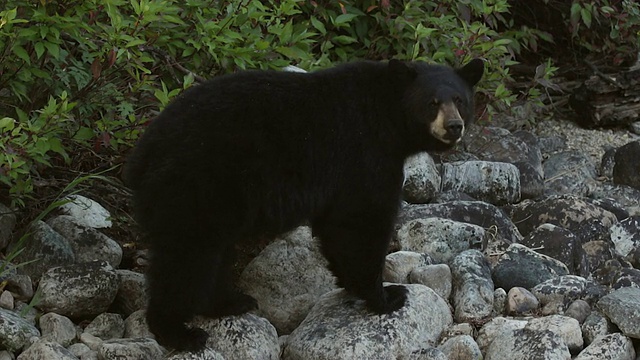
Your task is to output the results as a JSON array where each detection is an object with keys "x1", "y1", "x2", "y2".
[{"x1": 124, "y1": 59, "x2": 483, "y2": 351}]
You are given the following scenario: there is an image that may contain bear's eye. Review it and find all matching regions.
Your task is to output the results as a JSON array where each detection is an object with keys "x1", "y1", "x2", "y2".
[
  {"x1": 429, "y1": 99, "x2": 439, "y2": 108},
  {"x1": 453, "y1": 96, "x2": 463, "y2": 106}
]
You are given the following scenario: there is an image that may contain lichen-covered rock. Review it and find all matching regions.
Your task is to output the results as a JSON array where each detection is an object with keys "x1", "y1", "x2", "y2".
[
  {"x1": 441, "y1": 161, "x2": 521, "y2": 205},
  {"x1": 409, "y1": 264, "x2": 452, "y2": 300},
  {"x1": 526, "y1": 315, "x2": 583, "y2": 354},
  {"x1": 238, "y1": 226, "x2": 336, "y2": 334},
  {"x1": 394, "y1": 217, "x2": 486, "y2": 264},
  {"x1": 282, "y1": 284, "x2": 452, "y2": 360},
  {"x1": 123, "y1": 310, "x2": 153, "y2": 339},
  {"x1": 112, "y1": 269, "x2": 147, "y2": 316},
  {"x1": 402, "y1": 152, "x2": 440, "y2": 203},
  {"x1": 484, "y1": 327, "x2": 571, "y2": 360},
  {"x1": 505, "y1": 195, "x2": 617, "y2": 237},
  {"x1": 505, "y1": 287, "x2": 539, "y2": 315},
  {"x1": 398, "y1": 201, "x2": 522, "y2": 244},
  {"x1": 98, "y1": 338, "x2": 163, "y2": 360},
  {"x1": 39, "y1": 313, "x2": 77, "y2": 347},
  {"x1": 590, "y1": 183, "x2": 640, "y2": 216},
  {"x1": 450, "y1": 250, "x2": 494, "y2": 322},
  {"x1": 60, "y1": 194, "x2": 112, "y2": 228},
  {"x1": 597, "y1": 287, "x2": 640, "y2": 339},
  {"x1": 531, "y1": 275, "x2": 588, "y2": 311},
  {"x1": 84, "y1": 313, "x2": 125, "y2": 340},
  {"x1": 46, "y1": 215, "x2": 122, "y2": 267},
  {"x1": 437, "y1": 335, "x2": 482, "y2": 360},
  {"x1": 581, "y1": 312, "x2": 613, "y2": 346},
  {"x1": 574, "y1": 333, "x2": 635, "y2": 360},
  {"x1": 609, "y1": 216, "x2": 640, "y2": 268},
  {"x1": 492, "y1": 243, "x2": 569, "y2": 290},
  {"x1": 476, "y1": 317, "x2": 528, "y2": 353},
  {"x1": 520, "y1": 223, "x2": 579, "y2": 273},
  {"x1": 543, "y1": 151, "x2": 597, "y2": 196},
  {"x1": 189, "y1": 313, "x2": 279, "y2": 360},
  {"x1": 37, "y1": 261, "x2": 119, "y2": 318},
  {"x1": 17, "y1": 340, "x2": 77, "y2": 360},
  {"x1": 0, "y1": 308, "x2": 40, "y2": 352},
  {"x1": 384, "y1": 251, "x2": 433, "y2": 284},
  {"x1": 10, "y1": 220, "x2": 75, "y2": 281}
]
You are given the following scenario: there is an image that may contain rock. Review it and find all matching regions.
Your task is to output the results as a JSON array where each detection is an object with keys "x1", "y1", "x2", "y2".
[
  {"x1": 0, "y1": 291, "x2": 13, "y2": 310},
  {"x1": 543, "y1": 151, "x2": 597, "y2": 196},
  {"x1": 514, "y1": 161, "x2": 545, "y2": 199},
  {"x1": 537, "y1": 134, "x2": 567, "y2": 156},
  {"x1": 4, "y1": 274, "x2": 33, "y2": 301},
  {"x1": 438, "y1": 335, "x2": 482, "y2": 360},
  {"x1": 39, "y1": 312, "x2": 77, "y2": 347},
  {"x1": 10, "y1": 220, "x2": 75, "y2": 281},
  {"x1": 112, "y1": 270, "x2": 147, "y2": 316},
  {"x1": 407, "y1": 347, "x2": 447, "y2": 360},
  {"x1": 282, "y1": 284, "x2": 452, "y2": 360},
  {"x1": 167, "y1": 348, "x2": 224, "y2": 360},
  {"x1": 492, "y1": 243, "x2": 569, "y2": 290},
  {"x1": 398, "y1": 201, "x2": 522, "y2": 244},
  {"x1": 587, "y1": 197, "x2": 630, "y2": 221},
  {"x1": 590, "y1": 183, "x2": 640, "y2": 216},
  {"x1": 581, "y1": 312, "x2": 612, "y2": 345},
  {"x1": 384, "y1": 251, "x2": 432, "y2": 283},
  {"x1": 582, "y1": 242, "x2": 616, "y2": 283},
  {"x1": 506, "y1": 287, "x2": 539, "y2": 315},
  {"x1": 609, "y1": 216, "x2": 640, "y2": 267},
  {"x1": 526, "y1": 315, "x2": 583, "y2": 354},
  {"x1": 564, "y1": 299, "x2": 591, "y2": 324},
  {"x1": 98, "y1": 338, "x2": 163, "y2": 360},
  {"x1": 46, "y1": 215, "x2": 122, "y2": 267},
  {"x1": 445, "y1": 323, "x2": 475, "y2": 338},
  {"x1": 80, "y1": 332, "x2": 103, "y2": 351},
  {"x1": 484, "y1": 327, "x2": 571, "y2": 360},
  {"x1": 531, "y1": 275, "x2": 588, "y2": 312},
  {"x1": 394, "y1": 217, "x2": 485, "y2": 264},
  {"x1": 123, "y1": 310, "x2": 153, "y2": 339},
  {"x1": 520, "y1": 223, "x2": 579, "y2": 273},
  {"x1": 191, "y1": 313, "x2": 279, "y2": 360},
  {"x1": 402, "y1": 152, "x2": 440, "y2": 203},
  {"x1": 440, "y1": 161, "x2": 521, "y2": 205},
  {"x1": 505, "y1": 195, "x2": 618, "y2": 237},
  {"x1": 238, "y1": 226, "x2": 336, "y2": 334},
  {"x1": 68, "y1": 343, "x2": 96, "y2": 359},
  {"x1": 597, "y1": 287, "x2": 640, "y2": 339},
  {"x1": 612, "y1": 268, "x2": 640, "y2": 289},
  {"x1": 613, "y1": 140, "x2": 640, "y2": 189},
  {"x1": 450, "y1": 250, "x2": 494, "y2": 322},
  {"x1": 84, "y1": 313, "x2": 125, "y2": 340},
  {"x1": 0, "y1": 308, "x2": 40, "y2": 352},
  {"x1": 17, "y1": 340, "x2": 77, "y2": 360},
  {"x1": 37, "y1": 261, "x2": 119, "y2": 318},
  {"x1": 476, "y1": 317, "x2": 528, "y2": 353},
  {"x1": 60, "y1": 194, "x2": 112, "y2": 228},
  {"x1": 409, "y1": 264, "x2": 452, "y2": 300},
  {"x1": 0, "y1": 203, "x2": 16, "y2": 250},
  {"x1": 600, "y1": 147, "x2": 617, "y2": 178},
  {"x1": 493, "y1": 288, "x2": 507, "y2": 315},
  {"x1": 574, "y1": 333, "x2": 635, "y2": 360}
]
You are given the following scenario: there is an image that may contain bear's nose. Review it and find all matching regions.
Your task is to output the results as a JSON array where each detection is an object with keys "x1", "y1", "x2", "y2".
[{"x1": 445, "y1": 119, "x2": 464, "y2": 139}]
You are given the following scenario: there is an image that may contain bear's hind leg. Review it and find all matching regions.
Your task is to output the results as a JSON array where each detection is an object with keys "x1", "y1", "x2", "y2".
[
  {"x1": 146, "y1": 236, "x2": 226, "y2": 352},
  {"x1": 198, "y1": 242, "x2": 258, "y2": 317}
]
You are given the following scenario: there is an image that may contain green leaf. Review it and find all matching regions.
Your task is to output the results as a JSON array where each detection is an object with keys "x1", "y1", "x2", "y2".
[
  {"x1": 332, "y1": 35, "x2": 357, "y2": 45},
  {"x1": 580, "y1": 8, "x2": 592, "y2": 28},
  {"x1": 12, "y1": 45, "x2": 30, "y2": 63},
  {"x1": 73, "y1": 127, "x2": 95, "y2": 141},
  {"x1": 34, "y1": 42, "x2": 45, "y2": 58},
  {"x1": 334, "y1": 14, "x2": 358, "y2": 26},
  {"x1": 0, "y1": 117, "x2": 15, "y2": 131},
  {"x1": 310, "y1": 16, "x2": 326, "y2": 35},
  {"x1": 44, "y1": 42, "x2": 60, "y2": 59}
]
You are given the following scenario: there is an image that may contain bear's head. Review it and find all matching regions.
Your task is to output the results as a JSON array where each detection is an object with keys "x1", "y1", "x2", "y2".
[{"x1": 391, "y1": 59, "x2": 484, "y2": 152}]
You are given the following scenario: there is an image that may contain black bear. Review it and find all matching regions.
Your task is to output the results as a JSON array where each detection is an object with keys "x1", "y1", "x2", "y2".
[{"x1": 124, "y1": 59, "x2": 483, "y2": 351}]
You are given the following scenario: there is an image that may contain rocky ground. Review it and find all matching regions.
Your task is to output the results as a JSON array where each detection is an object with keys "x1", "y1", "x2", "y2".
[{"x1": 0, "y1": 117, "x2": 640, "y2": 360}]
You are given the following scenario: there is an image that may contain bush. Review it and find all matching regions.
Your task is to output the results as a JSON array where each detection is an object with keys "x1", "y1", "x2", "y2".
[{"x1": 5, "y1": 0, "x2": 631, "y2": 206}]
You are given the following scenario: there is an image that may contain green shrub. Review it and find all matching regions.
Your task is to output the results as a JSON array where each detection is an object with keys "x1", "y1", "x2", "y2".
[{"x1": 4, "y1": 0, "x2": 619, "y2": 205}]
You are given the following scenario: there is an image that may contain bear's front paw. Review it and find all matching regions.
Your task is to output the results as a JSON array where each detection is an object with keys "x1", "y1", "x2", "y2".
[{"x1": 381, "y1": 285, "x2": 408, "y2": 313}]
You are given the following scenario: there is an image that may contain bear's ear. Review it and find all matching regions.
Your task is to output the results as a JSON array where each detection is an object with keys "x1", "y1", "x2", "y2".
[
  {"x1": 456, "y1": 58, "x2": 484, "y2": 87},
  {"x1": 388, "y1": 59, "x2": 417, "y2": 81}
]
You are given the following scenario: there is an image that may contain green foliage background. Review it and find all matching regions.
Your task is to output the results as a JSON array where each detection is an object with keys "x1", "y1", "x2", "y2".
[{"x1": 0, "y1": 0, "x2": 638, "y2": 206}]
